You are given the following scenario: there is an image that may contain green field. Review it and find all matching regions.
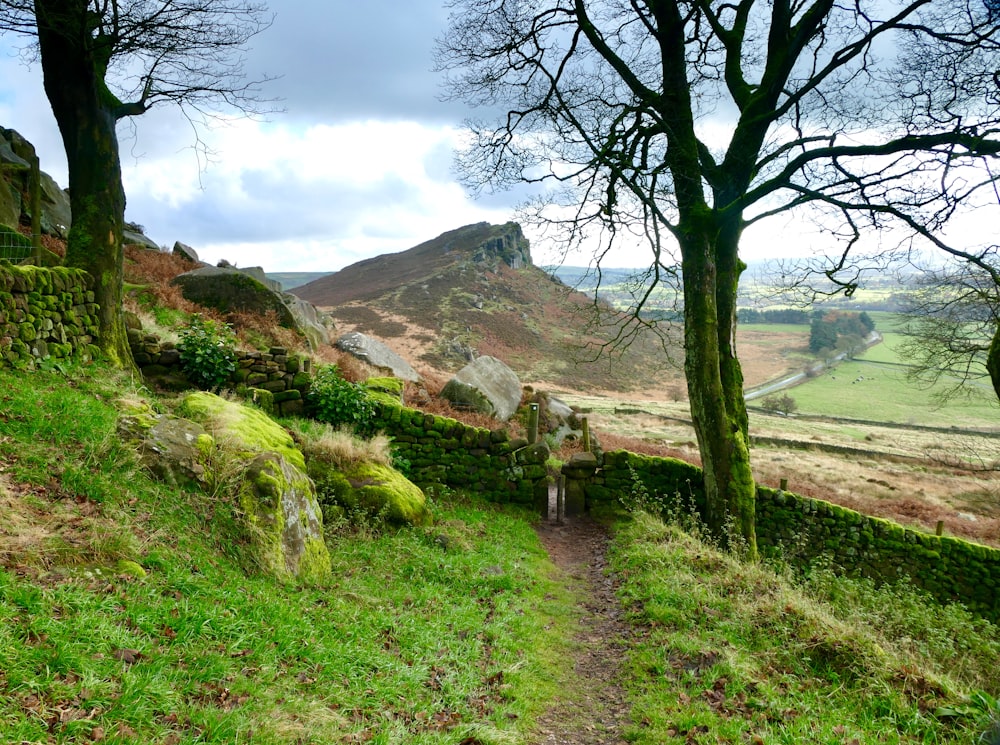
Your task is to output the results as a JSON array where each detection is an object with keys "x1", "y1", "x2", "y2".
[{"x1": 788, "y1": 359, "x2": 999, "y2": 428}]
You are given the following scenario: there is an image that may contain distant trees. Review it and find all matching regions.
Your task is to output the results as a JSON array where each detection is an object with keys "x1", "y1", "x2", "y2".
[
  {"x1": 737, "y1": 308, "x2": 810, "y2": 325},
  {"x1": 899, "y1": 263, "x2": 1000, "y2": 403},
  {"x1": 760, "y1": 393, "x2": 797, "y2": 416},
  {"x1": 809, "y1": 312, "x2": 875, "y2": 355},
  {"x1": 0, "y1": 0, "x2": 273, "y2": 366}
]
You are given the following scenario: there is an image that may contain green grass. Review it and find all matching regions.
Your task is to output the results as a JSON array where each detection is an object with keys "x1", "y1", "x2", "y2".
[
  {"x1": 3, "y1": 363, "x2": 999, "y2": 744},
  {"x1": 0, "y1": 364, "x2": 579, "y2": 744},
  {"x1": 789, "y1": 359, "x2": 999, "y2": 427},
  {"x1": 610, "y1": 513, "x2": 1000, "y2": 744}
]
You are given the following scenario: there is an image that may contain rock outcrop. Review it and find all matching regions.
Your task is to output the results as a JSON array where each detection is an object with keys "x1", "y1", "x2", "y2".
[
  {"x1": 0, "y1": 127, "x2": 72, "y2": 240},
  {"x1": 441, "y1": 355, "x2": 522, "y2": 421},
  {"x1": 335, "y1": 331, "x2": 419, "y2": 382},
  {"x1": 171, "y1": 265, "x2": 332, "y2": 350}
]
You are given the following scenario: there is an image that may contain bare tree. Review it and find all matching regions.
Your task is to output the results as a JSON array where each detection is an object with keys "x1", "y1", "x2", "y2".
[
  {"x1": 899, "y1": 261, "x2": 1000, "y2": 402},
  {"x1": 0, "y1": 0, "x2": 274, "y2": 366},
  {"x1": 437, "y1": 0, "x2": 1000, "y2": 553}
]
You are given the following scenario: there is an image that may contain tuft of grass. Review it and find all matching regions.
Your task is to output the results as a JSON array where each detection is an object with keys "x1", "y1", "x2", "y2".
[
  {"x1": 610, "y1": 512, "x2": 1000, "y2": 744},
  {"x1": 291, "y1": 420, "x2": 394, "y2": 468}
]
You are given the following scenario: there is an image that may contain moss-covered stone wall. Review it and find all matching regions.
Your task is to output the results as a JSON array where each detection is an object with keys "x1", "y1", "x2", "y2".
[
  {"x1": 590, "y1": 449, "x2": 1000, "y2": 623},
  {"x1": 127, "y1": 329, "x2": 312, "y2": 417},
  {"x1": 367, "y1": 398, "x2": 550, "y2": 508},
  {"x1": 0, "y1": 263, "x2": 100, "y2": 367}
]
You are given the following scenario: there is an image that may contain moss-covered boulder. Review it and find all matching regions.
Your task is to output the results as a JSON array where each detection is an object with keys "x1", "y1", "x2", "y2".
[
  {"x1": 241, "y1": 453, "x2": 329, "y2": 584},
  {"x1": 177, "y1": 392, "x2": 330, "y2": 583},
  {"x1": 178, "y1": 391, "x2": 305, "y2": 470},
  {"x1": 308, "y1": 458, "x2": 430, "y2": 527},
  {"x1": 117, "y1": 400, "x2": 213, "y2": 488}
]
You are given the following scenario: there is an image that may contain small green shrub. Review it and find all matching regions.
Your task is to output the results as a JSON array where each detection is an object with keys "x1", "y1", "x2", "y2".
[
  {"x1": 177, "y1": 315, "x2": 238, "y2": 391},
  {"x1": 307, "y1": 365, "x2": 375, "y2": 429}
]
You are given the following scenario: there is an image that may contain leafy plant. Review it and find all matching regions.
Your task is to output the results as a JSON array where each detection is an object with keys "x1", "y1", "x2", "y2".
[
  {"x1": 307, "y1": 364, "x2": 375, "y2": 430},
  {"x1": 177, "y1": 315, "x2": 238, "y2": 391}
]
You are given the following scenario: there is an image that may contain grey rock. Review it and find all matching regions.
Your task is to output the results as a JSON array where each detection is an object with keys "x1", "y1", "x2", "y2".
[
  {"x1": 122, "y1": 228, "x2": 160, "y2": 249},
  {"x1": 441, "y1": 355, "x2": 522, "y2": 421},
  {"x1": 237, "y1": 265, "x2": 283, "y2": 293},
  {"x1": 37, "y1": 171, "x2": 71, "y2": 239},
  {"x1": 117, "y1": 408, "x2": 209, "y2": 488},
  {"x1": 335, "y1": 331, "x2": 419, "y2": 381},
  {"x1": 173, "y1": 265, "x2": 332, "y2": 351},
  {"x1": 172, "y1": 241, "x2": 200, "y2": 263}
]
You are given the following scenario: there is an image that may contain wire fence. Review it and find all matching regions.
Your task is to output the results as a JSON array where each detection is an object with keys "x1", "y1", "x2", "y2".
[{"x1": 0, "y1": 226, "x2": 35, "y2": 262}]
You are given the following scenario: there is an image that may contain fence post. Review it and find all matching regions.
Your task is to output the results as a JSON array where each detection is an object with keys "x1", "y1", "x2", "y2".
[
  {"x1": 527, "y1": 403, "x2": 539, "y2": 445},
  {"x1": 29, "y1": 153, "x2": 41, "y2": 263},
  {"x1": 582, "y1": 416, "x2": 591, "y2": 453}
]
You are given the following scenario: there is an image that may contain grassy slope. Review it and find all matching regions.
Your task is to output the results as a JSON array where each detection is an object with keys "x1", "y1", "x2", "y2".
[
  {"x1": 610, "y1": 513, "x2": 1000, "y2": 744},
  {"x1": 1, "y1": 365, "x2": 998, "y2": 743},
  {"x1": 0, "y1": 365, "x2": 578, "y2": 744}
]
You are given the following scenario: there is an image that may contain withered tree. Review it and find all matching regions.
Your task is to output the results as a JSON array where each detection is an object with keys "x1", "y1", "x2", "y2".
[{"x1": 438, "y1": 0, "x2": 1000, "y2": 553}]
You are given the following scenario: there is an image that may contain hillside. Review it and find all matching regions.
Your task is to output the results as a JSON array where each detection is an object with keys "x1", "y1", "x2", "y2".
[
  {"x1": 1, "y1": 364, "x2": 998, "y2": 743},
  {"x1": 293, "y1": 222, "x2": 681, "y2": 392}
]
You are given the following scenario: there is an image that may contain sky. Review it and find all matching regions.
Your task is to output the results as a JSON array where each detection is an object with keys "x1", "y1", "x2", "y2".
[
  {"x1": 0, "y1": 2, "x2": 988, "y2": 275},
  {"x1": 0, "y1": 1, "x2": 533, "y2": 272}
]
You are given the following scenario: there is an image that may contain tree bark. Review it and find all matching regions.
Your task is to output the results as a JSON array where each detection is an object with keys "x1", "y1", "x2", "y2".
[
  {"x1": 681, "y1": 219, "x2": 757, "y2": 558},
  {"x1": 987, "y1": 323, "x2": 1000, "y2": 404},
  {"x1": 35, "y1": 0, "x2": 133, "y2": 368}
]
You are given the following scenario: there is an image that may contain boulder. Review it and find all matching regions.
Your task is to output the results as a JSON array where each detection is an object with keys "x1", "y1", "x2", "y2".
[
  {"x1": 335, "y1": 331, "x2": 419, "y2": 382},
  {"x1": 0, "y1": 140, "x2": 27, "y2": 229},
  {"x1": 441, "y1": 355, "x2": 522, "y2": 421},
  {"x1": 236, "y1": 265, "x2": 283, "y2": 293},
  {"x1": 173, "y1": 265, "x2": 297, "y2": 326},
  {"x1": 528, "y1": 390, "x2": 588, "y2": 447},
  {"x1": 172, "y1": 241, "x2": 200, "y2": 263},
  {"x1": 0, "y1": 127, "x2": 72, "y2": 239},
  {"x1": 172, "y1": 265, "x2": 331, "y2": 350},
  {"x1": 177, "y1": 392, "x2": 330, "y2": 583},
  {"x1": 283, "y1": 292, "x2": 332, "y2": 349},
  {"x1": 117, "y1": 402, "x2": 213, "y2": 487},
  {"x1": 307, "y1": 458, "x2": 430, "y2": 527},
  {"x1": 122, "y1": 227, "x2": 160, "y2": 250},
  {"x1": 37, "y1": 170, "x2": 71, "y2": 239}
]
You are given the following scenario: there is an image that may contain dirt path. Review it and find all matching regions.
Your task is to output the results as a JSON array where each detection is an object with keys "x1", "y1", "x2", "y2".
[{"x1": 532, "y1": 514, "x2": 633, "y2": 744}]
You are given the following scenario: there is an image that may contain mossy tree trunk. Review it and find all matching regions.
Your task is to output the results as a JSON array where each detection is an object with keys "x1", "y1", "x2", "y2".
[
  {"x1": 679, "y1": 216, "x2": 757, "y2": 557},
  {"x1": 34, "y1": 0, "x2": 132, "y2": 367},
  {"x1": 987, "y1": 323, "x2": 1000, "y2": 404}
]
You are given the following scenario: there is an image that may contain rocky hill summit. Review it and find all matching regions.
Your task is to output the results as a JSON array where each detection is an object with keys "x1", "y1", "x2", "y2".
[{"x1": 292, "y1": 222, "x2": 673, "y2": 392}]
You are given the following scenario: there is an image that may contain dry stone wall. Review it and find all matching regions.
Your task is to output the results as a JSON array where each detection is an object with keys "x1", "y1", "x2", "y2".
[
  {"x1": 0, "y1": 264, "x2": 100, "y2": 367},
  {"x1": 366, "y1": 395, "x2": 550, "y2": 508},
  {"x1": 127, "y1": 328, "x2": 313, "y2": 417},
  {"x1": 590, "y1": 449, "x2": 1000, "y2": 623}
]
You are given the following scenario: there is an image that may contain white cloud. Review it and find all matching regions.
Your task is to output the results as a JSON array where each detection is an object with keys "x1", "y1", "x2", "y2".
[{"x1": 121, "y1": 117, "x2": 515, "y2": 271}]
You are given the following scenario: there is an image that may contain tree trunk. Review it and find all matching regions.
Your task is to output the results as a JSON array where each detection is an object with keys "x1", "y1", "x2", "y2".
[
  {"x1": 35, "y1": 0, "x2": 133, "y2": 368},
  {"x1": 681, "y1": 222, "x2": 757, "y2": 558},
  {"x1": 986, "y1": 322, "x2": 1000, "y2": 404}
]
